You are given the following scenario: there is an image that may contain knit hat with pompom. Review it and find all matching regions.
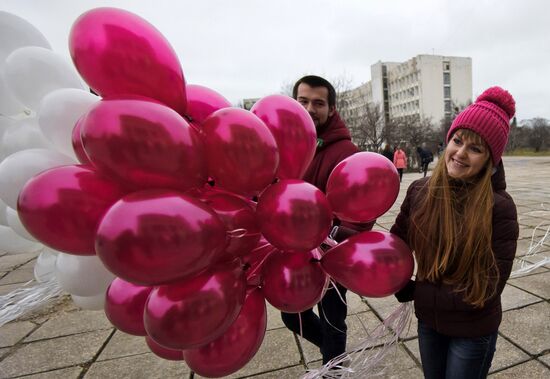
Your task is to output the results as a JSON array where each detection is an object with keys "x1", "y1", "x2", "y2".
[{"x1": 446, "y1": 86, "x2": 516, "y2": 165}]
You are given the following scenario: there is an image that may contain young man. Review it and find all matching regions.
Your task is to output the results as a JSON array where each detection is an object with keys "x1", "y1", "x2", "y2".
[{"x1": 281, "y1": 75, "x2": 372, "y2": 364}]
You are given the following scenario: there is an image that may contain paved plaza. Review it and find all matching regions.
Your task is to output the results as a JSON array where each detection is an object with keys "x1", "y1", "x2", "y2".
[{"x1": 1, "y1": 156, "x2": 549, "y2": 378}]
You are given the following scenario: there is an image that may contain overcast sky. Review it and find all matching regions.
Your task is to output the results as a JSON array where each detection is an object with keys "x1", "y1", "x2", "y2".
[{"x1": 2, "y1": 0, "x2": 549, "y2": 121}]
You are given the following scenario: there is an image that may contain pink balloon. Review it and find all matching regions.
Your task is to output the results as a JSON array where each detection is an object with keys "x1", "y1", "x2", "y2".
[
  {"x1": 261, "y1": 249, "x2": 328, "y2": 313},
  {"x1": 69, "y1": 7, "x2": 187, "y2": 115},
  {"x1": 202, "y1": 108, "x2": 279, "y2": 195},
  {"x1": 104, "y1": 278, "x2": 152, "y2": 336},
  {"x1": 95, "y1": 190, "x2": 228, "y2": 285},
  {"x1": 183, "y1": 287, "x2": 267, "y2": 377},
  {"x1": 144, "y1": 259, "x2": 246, "y2": 350},
  {"x1": 186, "y1": 84, "x2": 231, "y2": 125},
  {"x1": 251, "y1": 94, "x2": 316, "y2": 180},
  {"x1": 256, "y1": 180, "x2": 332, "y2": 252},
  {"x1": 145, "y1": 336, "x2": 184, "y2": 361},
  {"x1": 81, "y1": 99, "x2": 206, "y2": 191},
  {"x1": 71, "y1": 116, "x2": 91, "y2": 165},
  {"x1": 199, "y1": 189, "x2": 260, "y2": 259},
  {"x1": 321, "y1": 231, "x2": 414, "y2": 297},
  {"x1": 18, "y1": 165, "x2": 127, "y2": 255},
  {"x1": 326, "y1": 152, "x2": 400, "y2": 223}
]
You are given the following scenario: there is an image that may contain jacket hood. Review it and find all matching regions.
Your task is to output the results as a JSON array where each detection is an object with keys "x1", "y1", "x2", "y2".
[
  {"x1": 491, "y1": 160, "x2": 507, "y2": 191},
  {"x1": 317, "y1": 112, "x2": 352, "y2": 150}
]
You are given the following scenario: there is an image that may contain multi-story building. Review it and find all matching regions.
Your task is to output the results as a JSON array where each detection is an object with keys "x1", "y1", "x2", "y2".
[{"x1": 343, "y1": 55, "x2": 472, "y2": 127}]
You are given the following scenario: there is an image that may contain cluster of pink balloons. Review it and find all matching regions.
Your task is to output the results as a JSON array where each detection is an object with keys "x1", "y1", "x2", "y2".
[{"x1": 15, "y1": 7, "x2": 413, "y2": 378}]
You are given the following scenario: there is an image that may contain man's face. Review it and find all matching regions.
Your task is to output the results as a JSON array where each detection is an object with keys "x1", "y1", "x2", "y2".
[{"x1": 295, "y1": 83, "x2": 335, "y2": 129}]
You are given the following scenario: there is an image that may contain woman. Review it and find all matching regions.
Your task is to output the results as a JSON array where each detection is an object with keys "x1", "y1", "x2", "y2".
[
  {"x1": 390, "y1": 87, "x2": 519, "y2": 379},
  {"x1": 393, "y1": 145, "x2": 407, "y2": 182}
]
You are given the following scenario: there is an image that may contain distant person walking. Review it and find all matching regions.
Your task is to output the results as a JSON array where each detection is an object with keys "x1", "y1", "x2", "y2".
[
  {"x1": 417, "y1": 143, "x2": 434, "y2": 177},
  {"x1": 393, "y1": 145, "x2": 407, "y2": 182},
  {"x1": 381, "y1": 144, "x2": 394, "y2": 162}
]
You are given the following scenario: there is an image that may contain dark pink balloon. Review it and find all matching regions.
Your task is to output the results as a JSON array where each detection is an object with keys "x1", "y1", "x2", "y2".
[
  {"x1": 104, "y1": 278, "x2": 152, "y2": 336},
  {"x1": 183, "y1": 287, "x2": 267, "y2": 377},
  {"x1": 186, "y1": 84, "x2": 231, "y2": 125},
  {"x1": 95, "y1": 190, "x2": 228, "y2": 285},
  {"x1": 18, "y1": 165, "x2": 127, "y2": 255},
  {"x1": 144, "y1": 259, "x2": 246, "y2": 350},
  {"x1": 321, "y1": 231, "x2": 414, "y2": 297},
  {"x1": 326, "y1": 152, "x2": 400, "y2": 223},
  {"x1": 69, "y1": 7, "x2": 187, "y2": 115},
  {"x1": 202, "y1": 108, "x2": 279, "y2": 195},
  {"x1": 251, "y1": 94, "x2": 316, "y2": 180},
  {"x1": 145, "y1": 336, "x2": 184, "y2": 361},
  {"x1": 256, "y1": 180, "x2": 332, "y2": 252},
  {"x1": 261, "y1": 249, "x2": 328, "y2": 313},
  {"x1": 71, "y1": 116, "x2": 91, "y2": 165},
  {"x1": 199, "y1": 189, "x2": 260, "y2": 259},
  {"x1": 81, "y1": 99, "x2": 206, "y2": 191}
]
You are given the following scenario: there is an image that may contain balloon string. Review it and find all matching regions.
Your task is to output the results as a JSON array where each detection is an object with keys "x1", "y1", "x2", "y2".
[
  {"x1": 245, "y1": 246, "x2": 277, "y2": 278},
  {"x1": 227, "y1": 228, "x2": 262, "y2": 239},
  {"x1": 318, "y1": 279, "x2": 347, "y2": 335},
  {"x1": 322, "y1": 236, "x2": 338, "y2": 248}
]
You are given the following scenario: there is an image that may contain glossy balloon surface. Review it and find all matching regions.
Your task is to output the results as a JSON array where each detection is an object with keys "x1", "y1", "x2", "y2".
[
  {"x1": 96, "y1": 190, "x2": 227, "y2": 285},
  {"x1": 183, "y1": 288, "x2": 267, "y2": 377},
  {"x1": 185, "y1": 84, "x2": 231, "y2": 125},
  {"x1": 81, "y1": 99, "x2": 206, "y2": 191},
  {"x1": 326, "y1": 152, "x2": 400, "y2": 223},
  {"x1": 256, "y1": 180, "x2": 332, "y2": 252},
  {"x1": 105, "y1": 278, "x2": 152, "y2": 336},
  {"x1": 18, "y1": 165, "x2": 126, "y2": 254},
  {"x1": 251, "y1": 94, "x2": 316, "y2": 180},
  {"x1": 261, "y1": 249, "x2": 328, "y2": 313},
  {"x1": 199, "y1": 189, "x2": 260, "y2": 259},
  {"x1": 144, "y1": 260, "x2": 246, "y2": 349},
  {"x1": 202, "y1": 108, "x2": 278, "y2": 195},
  {"x1": 321, "y1": 231, "x2": 414, "y2": 297},
  {"x1": 69, "y1": 7, "x2": 187, "y2": 115}
]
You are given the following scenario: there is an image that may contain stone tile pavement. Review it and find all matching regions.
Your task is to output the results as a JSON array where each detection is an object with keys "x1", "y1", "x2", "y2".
[{"x1": 0, "y1": 156, "x2": 549, "y2": 378}]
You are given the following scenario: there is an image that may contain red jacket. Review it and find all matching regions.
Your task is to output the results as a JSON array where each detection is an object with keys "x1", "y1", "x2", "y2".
[
  {"x1": 391, "y1": 162, "x2": 518, "y2": 337},
  {"x1": 303, "y1": 112, "x2": 373, "y2": 239},
  {"x1": 393, "y1": 149, "x2": 407, "y2": 169},
  {"x1": 303, "y1": 112, "x2": 357, "y2": 192}
]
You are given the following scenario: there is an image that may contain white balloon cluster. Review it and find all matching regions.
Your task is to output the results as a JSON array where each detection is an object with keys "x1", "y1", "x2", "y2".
[{"x1": 0, "y1": 12, "x2": 111, "y2": 312}]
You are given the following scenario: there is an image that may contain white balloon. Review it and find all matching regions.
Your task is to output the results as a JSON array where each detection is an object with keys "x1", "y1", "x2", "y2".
[
  {"x1": 4, "y1": 46, "x2": 84, "y2": 111},
  {"x1": 71, "y1": 292, "x2": 106, "y2": 311},
  {"x1": 0, "y1": 148, "x2": 75, "y2": 208},
  {"x1": 0, "y1": 197, "x2": 8, "y2": 226},
  {"x1": 55, "y1": 253, "x2": 115, "y2": 297},
  {"x1": 6, "y1": 206, "x2": 36, "y2": 241},
  {"x1": 34, "y1": 248, "x2": 58, "y2": 283},
  {"x1": 0, "y1": 75, "x2": 26, "y2": 116},
  {"x1": 0, "y1": 117, "x2": 55, "y2": 160},
  {"x1": 0, "y1": 115, "x2": 16, "y2": 141},
  {"x1": 0, "y1": 224, "x2": 42, "y2": 253},
  {"x1": 0, "y1": 11, "x2": 51, "y2": 65},
  {"x1": 38, "y1": 88, "x2": 99, "y2": 156}
]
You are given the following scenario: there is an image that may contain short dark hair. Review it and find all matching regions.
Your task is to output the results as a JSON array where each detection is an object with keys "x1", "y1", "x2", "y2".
[{"x1": 292, "y1": 75, "x2": 336, "y2": 108}]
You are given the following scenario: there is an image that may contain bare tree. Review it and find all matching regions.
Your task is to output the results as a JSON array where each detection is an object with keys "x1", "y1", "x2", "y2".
[
  {"x1": 347, "y1": 103, "x2": 385, "y2": 151},
  {"x1": 527, "y1": 118, "x2": 549, "y2": 152}
]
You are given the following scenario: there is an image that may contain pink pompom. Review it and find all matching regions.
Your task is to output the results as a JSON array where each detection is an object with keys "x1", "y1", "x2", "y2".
[{"x1": 476, "y1": 86, "x2": 516, "y2": 119}]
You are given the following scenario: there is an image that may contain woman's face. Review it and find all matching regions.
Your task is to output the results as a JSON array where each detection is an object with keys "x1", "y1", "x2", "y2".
[{"x1": 445, "y1": 130, "x2": 490, "y2": 180}]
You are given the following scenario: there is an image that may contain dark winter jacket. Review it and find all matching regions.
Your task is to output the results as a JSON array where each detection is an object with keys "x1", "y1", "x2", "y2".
[
  {"x1": 303, "y1": 112, "x2": 373, "y2": 240},
  {"x1": 390, "y1": 161, "x2": 518, "y2": 337}
]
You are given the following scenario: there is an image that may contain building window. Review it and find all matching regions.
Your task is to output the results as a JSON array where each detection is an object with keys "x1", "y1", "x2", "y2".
[
  {"x1": 444, "y1": 86, "x2": 451, "y2": 98},
  {"x1": 443, "y1": 72, "x2": 450, "y2": 85},
  {"x1": 444, "y1": 100, "x2": 451, "y2": 112},
  {"x1": 443, "y1": 61, "x2": 450, "y2": 71}
]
